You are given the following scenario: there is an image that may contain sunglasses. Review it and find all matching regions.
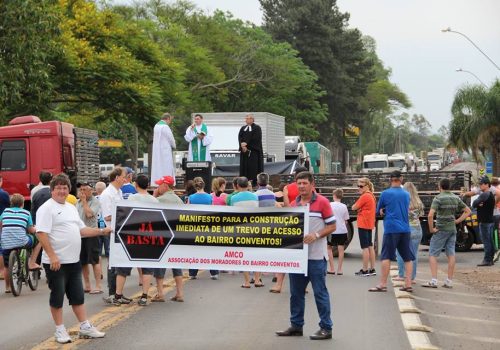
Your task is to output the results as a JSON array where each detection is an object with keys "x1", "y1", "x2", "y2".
[{"x1": 357, "y1": 184, "x2": 366, "y2": 188}]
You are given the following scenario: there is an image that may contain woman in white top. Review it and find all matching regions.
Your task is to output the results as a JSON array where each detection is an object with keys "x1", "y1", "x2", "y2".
[{"x1": 327, "y1": 189, "x2": 350, "y2": 275}]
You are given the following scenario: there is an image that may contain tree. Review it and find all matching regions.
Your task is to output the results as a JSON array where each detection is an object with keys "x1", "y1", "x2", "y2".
[
  {"x1": 0, "y1": 0, "x2": 61, "y2": 121},
  {"x1": 123, "y1": 1, "x2": 328, "y2": 141},
  {"x1": 450, "y1": 80, "x2": 500, "y2": 175},
  {"x1": 260, "y1": 0, "x2": 375, "y2": 165},
  {"x1": 352, "y1": 36, "x2": 411, "y2": 158}
]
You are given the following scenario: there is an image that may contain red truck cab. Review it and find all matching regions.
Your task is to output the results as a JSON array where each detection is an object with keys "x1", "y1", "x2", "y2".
[{"x1": 0, "y1": 116, "x2": 98, "y2": 200}]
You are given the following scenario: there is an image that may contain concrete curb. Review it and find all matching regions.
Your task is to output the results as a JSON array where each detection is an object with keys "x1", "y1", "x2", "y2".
[{"x1": 390, "y1": 269, "x2": 439, "y2": 350}]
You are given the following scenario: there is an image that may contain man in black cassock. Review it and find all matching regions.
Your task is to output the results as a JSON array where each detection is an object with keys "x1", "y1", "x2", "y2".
[{"x1": 238, "y1": 114, "x2": 264, "y2": 185}]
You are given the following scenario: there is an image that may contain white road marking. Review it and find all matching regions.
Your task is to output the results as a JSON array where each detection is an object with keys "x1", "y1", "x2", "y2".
[
  {"x1": 420, "y1": 310, "x2": 500, "y2": 326},
  {"x1": 412, "y1": 295, "x2": 500, "y2": 310},
  {"x1": 435, "y1": 330, "x2": 500, "y2": 344}
]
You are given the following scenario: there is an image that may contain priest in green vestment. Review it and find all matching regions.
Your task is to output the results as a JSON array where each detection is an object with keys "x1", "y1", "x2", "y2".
[{"x1": 184, "y1": 114, "x2": 213, "y2": 161}]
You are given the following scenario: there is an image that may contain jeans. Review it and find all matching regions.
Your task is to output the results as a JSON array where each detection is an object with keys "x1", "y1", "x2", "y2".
[
  {"x1": 397, "y1": 226, "x2": 422, "y2": 280},
  {"x1": 99, "y1": 236, "x2": 110, "y2": 257},
  {"x1": 479, "y1": 222, "x2": 495, "y2": 263},
  {"x1": 289, "y1": 259, "x2": 332, "y2": 331}
]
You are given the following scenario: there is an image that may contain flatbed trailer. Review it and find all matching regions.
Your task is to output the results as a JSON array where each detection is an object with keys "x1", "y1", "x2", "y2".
[{"x1": 175, "y1": 170, "x2": 478, "y2": 252}]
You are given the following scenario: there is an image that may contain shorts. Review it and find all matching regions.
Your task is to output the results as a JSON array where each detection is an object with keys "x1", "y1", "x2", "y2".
[
  {"x1": 172, "y1": 269, "x2": 183, "y2": 277},
  {"x1": 429, "y1": 231, "x2": 456, "y2": 257},
  {"x1": 380, "y1": 233, "x2": 414, "y2": 262},
  {"x1": 44, "y1": 262, "x2": 85, "y2": 308},
  {"x1": 116, "y1": 267, "x2": 133, "y2": 276},
  {"x1": 142, "y1": 268, "x2": 167, "y2": 279},
  {"x1": 328, "y1": 233, "x2": 348, "y2": 246},
  {"x1": 2, "y1": 235, "x2": 38, "y2": 267},
  {"x1": 358, "y1": 228, "x2": 373, "y2": 249},
  {"x1": 80, "y1": 237, "x2": 100, "y2": 265}
]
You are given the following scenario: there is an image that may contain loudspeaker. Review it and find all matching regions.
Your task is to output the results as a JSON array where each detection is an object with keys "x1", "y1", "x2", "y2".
[{"x1": 185, "y1": 161, "x2": 212, "y2": 193}]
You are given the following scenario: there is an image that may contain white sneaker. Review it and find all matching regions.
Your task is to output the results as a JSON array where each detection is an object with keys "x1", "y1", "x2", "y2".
[
  {"x1": 211, "y1": 274, "x2": 219, "y2": 280},
  {"x1": 443, "y1": 281, "x2": 453, "y2": 289},
  {"x1": 55, "y1": 328, "x2": 72, "y2": 344},
  {"x1": 422, "y1": 281, "x2": 438, "y2": 288},
  {"x1": 79, "y1": 326, "x2": 105, "y2": 339}
]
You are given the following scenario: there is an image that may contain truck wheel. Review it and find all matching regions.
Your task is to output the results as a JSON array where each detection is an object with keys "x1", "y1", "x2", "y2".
[
  {"x1": 455, "y1": 224, "x2": 474, "y2": 252},
  {"x1": 332, "y1": 221, "x2": 354, "y2": 257}
]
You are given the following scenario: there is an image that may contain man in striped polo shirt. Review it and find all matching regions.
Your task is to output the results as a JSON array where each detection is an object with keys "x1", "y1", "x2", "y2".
[
  {"x1": 255, "y1": 173, "x2": 276, "y2": 208},
  {"x1": 1, "y1": 194, "x2": 42, "y2": 271},
  {"x1": 276, "y1": 171, "x2": 336, "y2": 340}
]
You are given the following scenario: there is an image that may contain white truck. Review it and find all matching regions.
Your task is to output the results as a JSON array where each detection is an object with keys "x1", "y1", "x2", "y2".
[
  {"x1": 191, "y1": 112, "x2": 286, "y2": 169},
  {"x1": 388, "y1": 153, "x2": 408, "y2": 172},
  {"x1": 427, "y1": 151, "x2": 442, "y2": 170},
  {"x1": 362, "y1": 153, "x2": 389, "y2": 173}
]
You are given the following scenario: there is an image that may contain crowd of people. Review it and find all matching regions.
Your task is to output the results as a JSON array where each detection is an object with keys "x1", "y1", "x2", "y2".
[{"x1": 0, "y1": 111, "x2": 499, "y2": 344}]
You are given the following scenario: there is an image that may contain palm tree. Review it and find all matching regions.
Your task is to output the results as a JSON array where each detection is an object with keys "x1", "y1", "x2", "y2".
[{"x1": 450, "y1": 80, "x2": 500, "y2": 176}]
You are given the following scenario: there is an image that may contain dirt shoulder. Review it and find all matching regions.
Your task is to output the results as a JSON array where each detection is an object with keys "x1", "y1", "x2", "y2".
[{"x1": 454, "y1": 266, "x2": 500, "y2": 298}]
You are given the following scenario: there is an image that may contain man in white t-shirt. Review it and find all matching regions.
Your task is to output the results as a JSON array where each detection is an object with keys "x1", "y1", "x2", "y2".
[
  {"x1": 99, "y1": 167, "x2": 131, "y2": 306},
  {"x1": 36, "y1": 174, "x2": 111, "y2": 344},
  {"x1": 327, "y1": 189, "x2": 350, "y2": 275}
]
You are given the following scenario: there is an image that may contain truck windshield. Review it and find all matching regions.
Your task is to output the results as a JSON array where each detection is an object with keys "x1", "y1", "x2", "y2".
[
  {"x1": 428, "y1": 155, "x2": 440, "y2": 161},
  {"x1": 389, "y1": 160, "x2": 405, "y2": 168},
  {"x1": 364, "y1": 161, "x2": 387, "y2": 169},
  {"x1": 0, "y1": 140, "x2": 26, "y2": 171}
]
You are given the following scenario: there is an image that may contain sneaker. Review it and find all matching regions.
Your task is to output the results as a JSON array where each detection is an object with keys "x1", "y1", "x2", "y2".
[
  {"x1": 354, "y1": 269, "x2": 369, "y2": 276},
  {"x1": 138, "y1": 296, "x2": 148, "y2": 306},
  {"x1": 113, "y1": 295, "x2": 132, "y2": 305},
  {"x1": 210, "y1": 274, "x2": 219, "y2": 280},
  {"x1": 79, "y1": 326, "x2": 105, "y2": 339},
  {"x1": 103, "y1": 295, "x2": 118, "y2": 306},
  {"x1": 189, "y1": 276, "x2": 197, "y2": 280},
  {"x1": 422, "y1": 281, "x2": 438, "y2": 288},
  {"x1": 368, "y1": 268, "x2": 377, "y2": 276},
  {"x1": 55, "y1": 328, "x2": 72, "y2": 344},
  {"x1": 442, "y1": 279, "x2": 453, "y2": 289}
]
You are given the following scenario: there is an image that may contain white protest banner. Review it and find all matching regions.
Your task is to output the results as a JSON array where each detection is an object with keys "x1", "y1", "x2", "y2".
[{"x1": 109, "y1": 201, "x2": 309, "y2": 274}]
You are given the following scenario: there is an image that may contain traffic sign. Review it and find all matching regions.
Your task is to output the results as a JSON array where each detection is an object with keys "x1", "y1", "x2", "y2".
[
  {"x1": 98, "y1": 139, "x2": 123, "y2": 148},
  {"x1": 486, "y1": 161, "x2": 493, "y2": 176}
]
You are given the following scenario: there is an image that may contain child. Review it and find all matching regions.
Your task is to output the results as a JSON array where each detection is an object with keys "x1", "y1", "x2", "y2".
[
  {"x1": 0, "y1": 194, "x2": 42, "y2": 292},
  {"x1": 327, "y1": 189, "x2": 350, "y2": 275}
]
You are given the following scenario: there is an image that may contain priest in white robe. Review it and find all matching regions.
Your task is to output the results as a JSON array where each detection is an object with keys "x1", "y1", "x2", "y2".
[
  {"x1": 184, "y1": 114, "x2": 213, "y2": 161},
  {"x1": 151, "y1": 113, "x2": 176, "y2": 186}
]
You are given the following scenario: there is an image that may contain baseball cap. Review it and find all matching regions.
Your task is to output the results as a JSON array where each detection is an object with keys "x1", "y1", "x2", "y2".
[
  {"x1": 125, "y1": 167, "x2": 134, "y2": 175},
  {"x1": 76, "y1": 182, "x2": 92, "y2": 188},
  {"x1": 479, "y1": 175, "x2": 491, "y2": 185},
  {"x1": 155, "y1": 176, "x2": 175, "y2": 186},
  {"x1": 390, "y1": 170, "x2": 402, "y2": 179}
]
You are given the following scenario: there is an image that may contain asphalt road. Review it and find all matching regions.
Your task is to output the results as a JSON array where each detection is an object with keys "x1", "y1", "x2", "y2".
[
  {"x1": 75, "y1": 257, "x2": 411, "y2": 350},
  {"x1": 0, "y1": 224, "x2": 412, "y2": 350},
  {"x1": 414, "y1": 245, "x2": 500, "y2": 350},
  {"x1": 2, "y1": 217, "x2": 499, "y2": 349}
]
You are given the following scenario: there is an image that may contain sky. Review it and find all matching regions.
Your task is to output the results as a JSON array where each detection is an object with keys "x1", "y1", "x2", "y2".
[{"x1": 114, "y1": 0, "x2": 500, "y2": 130}]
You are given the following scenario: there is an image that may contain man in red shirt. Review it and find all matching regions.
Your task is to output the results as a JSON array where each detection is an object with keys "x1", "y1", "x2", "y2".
[{"x1": 276, "y1": 171, "x2": 336, "y2": 340}]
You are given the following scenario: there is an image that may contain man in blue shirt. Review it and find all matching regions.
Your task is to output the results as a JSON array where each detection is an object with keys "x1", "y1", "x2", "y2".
[{"x1": 369, "y1": 170, "x2": 413, "y2": 293}]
